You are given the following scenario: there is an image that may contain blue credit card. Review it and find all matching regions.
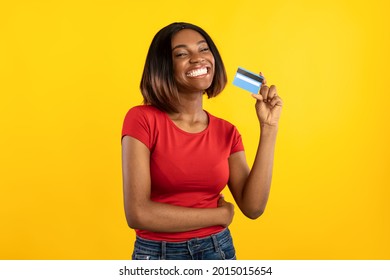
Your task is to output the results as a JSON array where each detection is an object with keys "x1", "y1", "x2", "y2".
[{"x1": 232, "y1": 67, "x2": 264, "y2": 94}]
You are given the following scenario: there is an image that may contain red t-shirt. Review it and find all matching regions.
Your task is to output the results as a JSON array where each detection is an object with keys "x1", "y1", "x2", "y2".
[{"x1": 122, "y1": 105, "x2": 244, "y2": 241}]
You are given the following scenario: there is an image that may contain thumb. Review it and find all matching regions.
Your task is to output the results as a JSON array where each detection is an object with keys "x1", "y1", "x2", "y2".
[{"x1": 251, "y1": 93, "x2": 264, "y2": 101}]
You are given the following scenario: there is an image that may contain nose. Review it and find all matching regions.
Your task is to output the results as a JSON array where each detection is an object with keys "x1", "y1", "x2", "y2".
[{"x1": 189, "y1": 53, "x2": 205, "y2": 64}]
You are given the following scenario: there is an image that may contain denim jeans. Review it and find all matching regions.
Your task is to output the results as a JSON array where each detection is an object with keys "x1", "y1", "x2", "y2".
[{"x1": 132, "y1": 228, "x2": 236, "y2": 260}]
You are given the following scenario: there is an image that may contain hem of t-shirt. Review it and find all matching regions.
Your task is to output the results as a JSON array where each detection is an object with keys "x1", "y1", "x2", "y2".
[
  {"x1": 121, "y1": 133, "x2": 150, "y2": 151},
  {"x1": 230, "y1": 147, "x2": 245, "y2": 156},
  {"x1": 135, "y1": 226, "x2": 225, "y2": 242}
]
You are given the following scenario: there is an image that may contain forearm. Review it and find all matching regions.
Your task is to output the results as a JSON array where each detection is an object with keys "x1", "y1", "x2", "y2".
[
  {"x1": 241, "y1": 124, "x2": 278, "y2": 218},
  {"x1": 125, "y1": 200, "x2": 229, "y2": 232}
]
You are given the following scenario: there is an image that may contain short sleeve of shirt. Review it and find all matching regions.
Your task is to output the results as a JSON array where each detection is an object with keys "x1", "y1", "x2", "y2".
[
  {"x1": 230, "y1": 126, "x2": 245, "y2": 155},
  {"x1": 121, "y1": 106, "x2": 152, "y2": 150}
]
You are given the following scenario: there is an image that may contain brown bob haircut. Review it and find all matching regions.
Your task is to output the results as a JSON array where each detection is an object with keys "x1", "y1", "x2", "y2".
[{"x1": 140, "y1": 22, "x2": 227, "y2": 113}]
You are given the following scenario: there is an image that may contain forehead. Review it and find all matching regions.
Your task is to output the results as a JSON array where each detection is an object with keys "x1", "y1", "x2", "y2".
[{"x1": 171, "y1": 29, "x2": 207, "y2": 47}]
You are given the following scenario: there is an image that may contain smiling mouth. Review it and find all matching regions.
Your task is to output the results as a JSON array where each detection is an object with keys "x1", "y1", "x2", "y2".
[{"x1": 186, "y1": 67, "x2": 208, "y2": 77}]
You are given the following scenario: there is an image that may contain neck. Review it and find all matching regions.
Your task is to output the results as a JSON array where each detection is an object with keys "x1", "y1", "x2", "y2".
[
  {"x1": 167, "y1": 92, "x2": 209, "y2": 133},
  {"x1": 170, "y1": 93, "x2": 205, "y2": 121}
]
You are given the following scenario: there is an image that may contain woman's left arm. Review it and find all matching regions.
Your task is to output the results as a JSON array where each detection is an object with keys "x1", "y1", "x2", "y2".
[{"x1": 228, "y1": 75, "x2": 283, "y2": 219}]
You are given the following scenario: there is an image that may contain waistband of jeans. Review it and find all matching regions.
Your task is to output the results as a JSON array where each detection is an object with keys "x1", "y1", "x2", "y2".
[{"x1": 135, "y1": 228, "x2": 230, "y2": 248}]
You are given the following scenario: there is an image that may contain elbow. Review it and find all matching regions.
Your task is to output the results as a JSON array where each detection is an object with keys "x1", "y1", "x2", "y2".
[
  {"x1": 123, "y1": 195, "x2": 152, "y2": 230},
  {"x1": 125, "y1": 212, "x2": 141, "y2": 229},
  {"x1": 126, "y1": 216, "x2": 139, "y2": 230},
  {"x1": 124, "y1": 205, "x2": 145, "y2": 230},
  {"x1": 245, "y1": 207, "x2": 265, "y2": 220}
]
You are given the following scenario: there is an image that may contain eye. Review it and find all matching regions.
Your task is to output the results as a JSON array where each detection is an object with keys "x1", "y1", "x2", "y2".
[
  {"x1": 174, "y1": 52, "x2": 188, "y2": 58},
  {"x1": 200, "y1": 47, "x2": 209, "y2": 52}
]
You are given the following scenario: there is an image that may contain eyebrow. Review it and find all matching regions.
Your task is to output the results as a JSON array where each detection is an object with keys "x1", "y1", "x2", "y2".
[{"x1": 172, "y1": 40, "x2": 207, "y2": 51}]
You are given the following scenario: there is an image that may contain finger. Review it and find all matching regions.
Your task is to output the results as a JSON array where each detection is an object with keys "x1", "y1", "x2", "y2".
[
  {"x1": 217, "y1": 197, "x2": 224, "y2": 207},
  {"x1": 269, "y1": 96, "x2": 283, "y2": 107},
  {"x1": 268, "y1": 85, "x2": 277, "y2": 99},
  {"x1": 218, "y1": 195, "x2": 226, "y2": 203},
  {"x1": 260, "y1": 84, "x2": 269, "y2": 102},
  {"x1": 251, "y1": 93, "x2": 264, "y2": 101},
  {"x1": 260, "y1": 72, "x2": 267, "y2": 85},
  {"x1": 259, "y1": 72, "x2": 267, "y2": 98}
]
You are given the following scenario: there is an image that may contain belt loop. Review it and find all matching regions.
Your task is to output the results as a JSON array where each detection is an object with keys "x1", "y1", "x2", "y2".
[
  {"x1": 161, "y1": 241, "x2": 166, "y2": 260},
  {"x1": 211, "y1": 234, "x2": 220, "y2": 253}
]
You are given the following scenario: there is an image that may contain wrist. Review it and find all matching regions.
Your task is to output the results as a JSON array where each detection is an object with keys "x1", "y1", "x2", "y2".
[
  {"x1": 217, "y1": 207, "x2": 228, "y2": 223},
  {"x1": 216, "y1": 204, "x2": 233, "y2": 228},
  {"x1": 260, "y1": 123, "x2": 279, "y2": 133}
]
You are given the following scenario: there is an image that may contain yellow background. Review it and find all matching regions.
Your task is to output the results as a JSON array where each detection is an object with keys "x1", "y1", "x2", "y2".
[{"x1": 1, "y1": 0, "x2": 389, "y2": 259}]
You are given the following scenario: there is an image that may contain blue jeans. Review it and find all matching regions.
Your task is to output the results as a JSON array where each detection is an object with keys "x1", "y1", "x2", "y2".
[{"x1": 132, "y1": 228, "x2": 236, "y2": 260}]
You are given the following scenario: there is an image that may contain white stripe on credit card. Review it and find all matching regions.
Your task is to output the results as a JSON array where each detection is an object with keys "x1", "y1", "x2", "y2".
[{"x1": 236, "y1": 73, "x2": 262, "y2": 87}]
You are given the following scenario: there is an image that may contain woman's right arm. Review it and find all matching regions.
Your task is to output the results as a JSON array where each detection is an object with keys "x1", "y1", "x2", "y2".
[{"x1": 121, "y1": 136, "x2": 234, "y2": 232}]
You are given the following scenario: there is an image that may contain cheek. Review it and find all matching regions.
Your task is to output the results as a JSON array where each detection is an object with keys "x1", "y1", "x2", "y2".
[
  {"x1": 207, "y1": 52, "x2": 215, "y2": 62},
  {"x1": 172, "y1": 66, "x2": 182, "y2": 82},
  {"x1": 173, "y1": 61, "x2": 186, "y2": 76},
  {"x1": 208, "y1": 56, "x2": 215, "y2": 72}
]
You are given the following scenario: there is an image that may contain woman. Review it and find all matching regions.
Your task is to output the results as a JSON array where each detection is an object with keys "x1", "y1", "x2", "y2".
[{"x1": 121, "y1": 22, "x2": 283, "y2": 260}]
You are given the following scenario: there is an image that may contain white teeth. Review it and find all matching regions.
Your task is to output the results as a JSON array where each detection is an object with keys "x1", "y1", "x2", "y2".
[{"x1": 186, "y1": 67, "x2": 208, "y2": 77}]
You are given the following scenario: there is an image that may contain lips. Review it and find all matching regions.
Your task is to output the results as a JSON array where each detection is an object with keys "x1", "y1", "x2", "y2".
[{"x1": 186, "y1": 67, "x2": 208, "y2": 77}]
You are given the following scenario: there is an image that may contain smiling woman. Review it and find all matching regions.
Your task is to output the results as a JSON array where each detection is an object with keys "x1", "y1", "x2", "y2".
[
  {"x1": 139, "y1": 23, "x2": 226, "y2": 114},
  {"x1": 171, "y1": 29, "x2": 215, "y2": 94},
  {"x1": 121, "y1": 22, "x2": 283, "y2": 260}
]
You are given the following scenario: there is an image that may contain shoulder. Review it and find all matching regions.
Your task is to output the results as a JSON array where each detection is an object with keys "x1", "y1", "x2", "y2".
[
  {"x1": 125, "y1": 105, "x2": 162, "y2": 117},
  {"x1": 122, "y1": 105, "x2": 164, "y2": 147},
  {"x1": 123, "y1": 105, "x2": 165, "y2": 130},
  {"x1": 124, "y1": 105, "x2": 164, "y2": 122}
]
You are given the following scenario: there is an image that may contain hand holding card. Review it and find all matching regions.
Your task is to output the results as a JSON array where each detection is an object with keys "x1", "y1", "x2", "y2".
[{"x1": 232, "y1": 67, "x2": 282, "y2": 126}]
